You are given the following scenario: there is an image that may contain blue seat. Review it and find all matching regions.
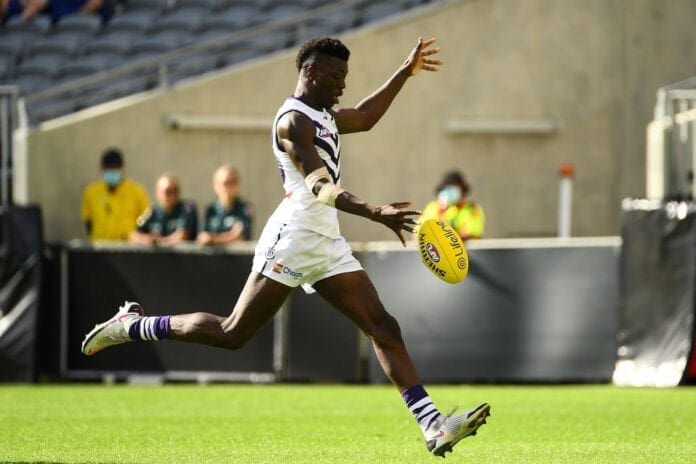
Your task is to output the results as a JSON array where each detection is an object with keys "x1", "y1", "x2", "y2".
[{"x1": 130, "y1": 30, "x2": 194, "y2": 56}]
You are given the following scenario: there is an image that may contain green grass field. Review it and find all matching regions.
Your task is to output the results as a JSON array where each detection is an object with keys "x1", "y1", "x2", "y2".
[{"x1": 2, "y1": 384, "x2": 695, "y2": 463}]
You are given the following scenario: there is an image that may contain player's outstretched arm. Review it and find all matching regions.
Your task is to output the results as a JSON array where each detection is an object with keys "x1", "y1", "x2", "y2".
[{"x1": 334, "y1": 37, "x2": 443, "y2": 134}]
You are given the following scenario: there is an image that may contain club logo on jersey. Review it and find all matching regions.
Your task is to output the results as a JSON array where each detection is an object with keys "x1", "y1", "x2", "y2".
[
  {"x1": 426, "y1": 242, "x2": 441, "y2": 263},
  {"x1": 265, "y1": 247, "x2": 276, "y2": 259},
  {"x1": 318, "y1": 126, "x2": 332, "y2": 138},
  {"x1": 272, "y1": 262, "x2": 303, "y2": 280}
]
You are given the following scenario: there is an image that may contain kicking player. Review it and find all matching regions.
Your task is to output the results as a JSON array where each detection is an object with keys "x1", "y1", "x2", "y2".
[{"x1": 82, "y1": 36, "x2": 490, "y2": 457}]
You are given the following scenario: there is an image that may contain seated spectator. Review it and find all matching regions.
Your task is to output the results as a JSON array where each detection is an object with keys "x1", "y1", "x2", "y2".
[
  {"x1": 130, "y1": 174, "x2": 198, "y2": 246},
  {"x1": 1, "y1": 0, "x2": 47, "y2": 22},
  {"x1": 419, "y1": 170, "x2": 485, "y2": 241},
  {"x1": 197, "y1": 165, "x2": 253, "y2": 246},
  {"x1": 47, "y1": 0, "x2": 111, "y2": 22},
  {"x1": 80, "y1": 147, "x2": 150, "y2": 241}
]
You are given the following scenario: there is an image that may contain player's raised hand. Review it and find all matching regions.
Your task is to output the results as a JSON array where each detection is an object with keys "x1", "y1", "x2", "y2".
[
  {"x1": 404, "y1": 37, "x2": 443, "y2": 76},
  {"x1": 371, "y1": 201, "x2": 422, "y2": 246}
]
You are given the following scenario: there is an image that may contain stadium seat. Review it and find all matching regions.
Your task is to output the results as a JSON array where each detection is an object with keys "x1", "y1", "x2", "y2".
[
  {"x1": 82, "y1": 31, "x2": 139, "y2": 56},
  {"x1": 12, "y1": 75, "x2": 53, "y2": 95},
  {"x1": 362, "y1": 2, "x2": 408, "y2": 23},
  {"x1": 58, "y1": 54, "x2": 121, "y2": 81},
  {"x1": 16, "y1": 54, "x2": 67, "y2": 79},
  {"x1": 0, "y1": 33, "x2": 29, "y2": 61},
  {"x1": 2, "y1": 14, "x2": 52, "y2": 34},
  {"x1": 25, "y1": 34, "x2": 83, "y2": 58},
  {"x1": 261, "y1": 4, "x2": 306, "y2": 22},
  {"x1": 54, "y1": 14, "x2": 103, "y2": 36},
  {"x1": 174, "y1": 0, "x2": 218, "y2": 11},
  {"x1": 130, "y1": 30, "x2": 194, "y2": 56},
  {"x1": 199, "y1": 5, "x2": 260, "y2": 32},
  {"x1": 104, "y1": 10, "x2": 158, "y2": 33},
  {"x1": 0, "y1": 55, "x2": 15, "y2": 80},
  {"x1": 123, "y1": 0, "x2": 169, "y2": 13},
  {"x1": 149, "y1": 7, "x2": 207, "y2": 33}
]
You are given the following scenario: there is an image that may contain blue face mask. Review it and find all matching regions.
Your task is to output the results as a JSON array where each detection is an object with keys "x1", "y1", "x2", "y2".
[
  {"x1": 103, "y1": 170, "x2": 122, "y2": 187},
  {"x1": 438, "y1": 185, "x2": 462, "y2": 206}
]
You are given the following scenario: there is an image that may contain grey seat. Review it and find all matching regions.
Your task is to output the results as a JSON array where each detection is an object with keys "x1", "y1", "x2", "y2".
[
  {"x1": 3, "y1": 14, "x2": 52, "y2": 34},
  {"x1": 261, "y1": 4, "x2": 306, "y2": 23},
  {"x1": 12, "y1": 75, "x2": 53, "y2": 95},
  {"x1": 0, "y1": 55, "x2": 15, "y2": 80},
  {"x1": 0, "y1": 33, "x2": 31, "y2": 60},
  {"x1": 124, "y1": 0, "x2": 169, "y2": 13},
  {"x1": 362, "y1": 2, "x2": 407, "y2": 24},
  {"x1": 82, "y1": 30, "x2": 139, "y2": 55},
  {"x1": 149, "y1": 7, "x2": 207, "y2": 33},
  {"x1": 54, "y1": 14, "x2": 103, "y2": 35},
  {"x1": 16, "y1": 54, "x2": 67, "y2": 79},
  {"x1": 174, "y1": 0, "x2": 218, "y2": 11},
  {"x1": 25, "y1": 33, "x2": 83, "y2": 58},
  {"x1": 199, "y1": 5, "x2": 259, "y2": 32},
  {"x1": 104, "y1": 10, "x2": 158, "y2": 33},
  {"x1": 58, "y1": 54, "x2": 119, "y2": 80},
  {"x1": 130, "y1": 30, "x2": 194, "y2": 56}
]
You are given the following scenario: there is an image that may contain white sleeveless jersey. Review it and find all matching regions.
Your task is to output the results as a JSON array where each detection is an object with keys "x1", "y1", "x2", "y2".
[{"x1": 267, "y1": 97, "x2": 341, "y2": 238}]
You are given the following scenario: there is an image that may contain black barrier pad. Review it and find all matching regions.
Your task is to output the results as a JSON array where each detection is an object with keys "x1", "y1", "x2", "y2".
[
  {"x1": 0, "y1": 206, "x2": 43, "y2": 382},
  {"x1": 617, "y1": 204, "x2": 696, "y2": 386},
  {"x1": 366, "y1": 246, "x2": 619, "y2": 383},
  {"x1": 67, "y1": 250, "x2": 274, "y2": 375},
  {"x1": 286, "y1": 290, "x2": 360, "y2": 382}
]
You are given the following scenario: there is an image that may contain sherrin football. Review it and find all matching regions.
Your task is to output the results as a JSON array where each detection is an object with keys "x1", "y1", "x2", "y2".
[{"x1": 417, "y1": 219, "x2": 469, "y2": 284}]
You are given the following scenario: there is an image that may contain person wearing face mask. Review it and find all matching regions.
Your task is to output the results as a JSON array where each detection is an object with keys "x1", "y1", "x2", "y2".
[
  {"x1": 420, "y1": 170, "x2": 485, "y2": 241},
  {"x1": 80, "y1": 148, "x2": 150, "y2": 241},
  {"x1": 196, "y1": 165, "x2": 254, "y2": 246}
]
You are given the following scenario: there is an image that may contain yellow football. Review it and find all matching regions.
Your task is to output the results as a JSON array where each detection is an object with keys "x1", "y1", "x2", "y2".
[{"x1": 417, "y1": 219, "x2": 469, "y2": 284}]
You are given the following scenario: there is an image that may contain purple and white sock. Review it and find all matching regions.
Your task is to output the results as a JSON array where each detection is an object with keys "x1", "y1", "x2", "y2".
[
  {"x1": 128, "y1": 316, "x2": 170, "y2": 341},
  {"x1": 402, "y1": 384, "x2": 442, "y2": 433}
]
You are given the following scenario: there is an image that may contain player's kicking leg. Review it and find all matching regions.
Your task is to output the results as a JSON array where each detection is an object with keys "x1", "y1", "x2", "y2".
[
  {"x1": 82, "y1": 272, "x2": 292, "y2": 355},
  {"x1": 312, "y1": 270, "x2": 490, "y2": 457}
]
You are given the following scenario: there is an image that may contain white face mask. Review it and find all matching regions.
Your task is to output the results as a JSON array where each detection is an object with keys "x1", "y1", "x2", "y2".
[{"x1": 438, "y1": 185, "x2": 462, "y2": 206}]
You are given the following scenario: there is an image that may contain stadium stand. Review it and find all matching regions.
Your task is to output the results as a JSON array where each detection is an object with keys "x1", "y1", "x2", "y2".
[{"x1": 0, "y1": 0, "x2": 439, "y2": 125}]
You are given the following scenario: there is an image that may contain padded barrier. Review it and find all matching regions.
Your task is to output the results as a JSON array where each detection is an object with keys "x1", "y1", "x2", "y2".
[
  {"x1": 613, "y1": 200, "x2": 696, "y2": 386},
  {"x1": 59, "y1": 238, "x2": 621, "y2": 383},
  {"x1": 364, "y1": 239, "x2": 620, "y2": 383},
  {"x1": 0, "y1": 206, "x2": 43, "y2": 382}
]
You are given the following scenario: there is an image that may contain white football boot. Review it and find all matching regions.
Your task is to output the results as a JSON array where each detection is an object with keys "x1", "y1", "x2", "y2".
[
  {"x1": 425, "y1": 402, "x2": 491, "y2": 458},
  {"x1": 81, "y1": 301, "x2": 144, "y2": 355}
]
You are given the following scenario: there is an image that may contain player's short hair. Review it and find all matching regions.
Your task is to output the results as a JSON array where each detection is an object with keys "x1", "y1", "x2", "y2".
[
  {"x1": 101, "y1": 148, "x2": 123, "y2": 169},
  {"x1": 296, "y1": 36, "x2": 350, "y2": 72}
]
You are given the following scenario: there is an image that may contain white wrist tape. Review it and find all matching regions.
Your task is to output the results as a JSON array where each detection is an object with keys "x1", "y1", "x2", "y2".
[
  {"x1": 304, "y1": 167, "x2": 345, "y2": 207},
  {"x1": 316, "y1": 183, "x2": 345, "y2": 207},
  {"x1": 304, "y1": 167, "x2": 331, "y2": 191}
]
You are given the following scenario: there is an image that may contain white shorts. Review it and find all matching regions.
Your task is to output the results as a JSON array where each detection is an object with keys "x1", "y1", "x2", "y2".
[{"x1": 252, "y1": 222, "x2": 363, "y2": 293}]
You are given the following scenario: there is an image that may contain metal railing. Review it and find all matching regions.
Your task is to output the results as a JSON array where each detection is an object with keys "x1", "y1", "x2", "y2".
[
  {"x1": 647, "y1": 77, "x2": 696, "y2": 200},
  {"x1": 20, "y1": 0, "x2": 398, "y2": 124}
]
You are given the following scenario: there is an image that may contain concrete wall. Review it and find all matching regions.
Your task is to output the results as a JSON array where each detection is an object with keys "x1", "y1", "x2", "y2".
[{"x1": 18, "y1": 0, "x2": 696, "y2": 242}]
